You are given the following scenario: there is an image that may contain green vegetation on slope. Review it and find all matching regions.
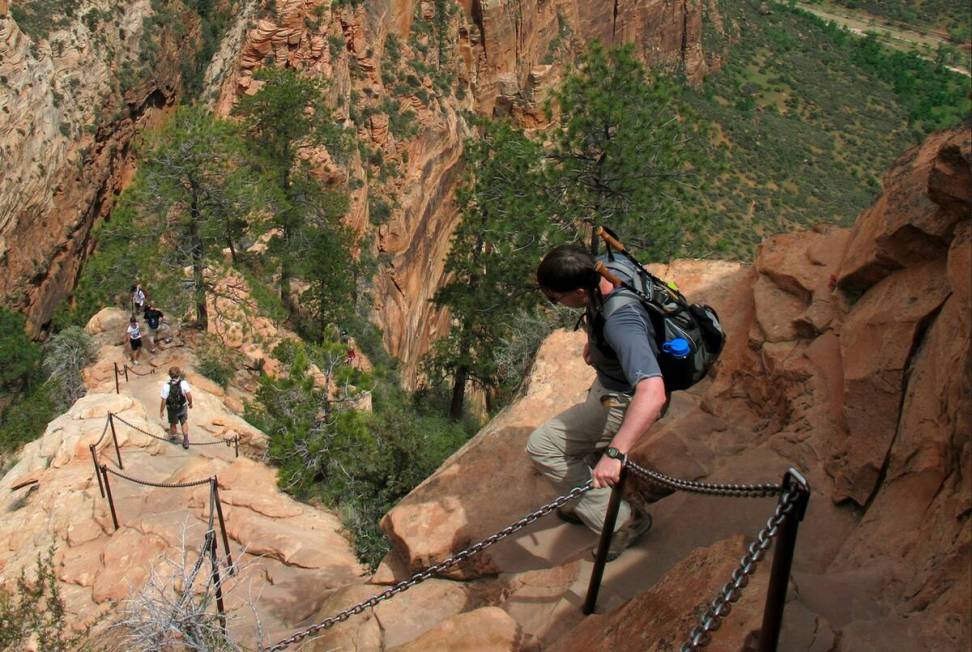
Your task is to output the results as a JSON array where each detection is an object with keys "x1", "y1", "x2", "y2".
[
  {"x1": 0, "y1": 548, "x2": 91, "y2": 650},
  {"x1": 0, "y1": 310, "x2": 94, "y2": 466},
  {"x1": 245, "y1": 336, "x2": 476, "y2": 568},
  {"x1": 686, "y1": 0, "x2": 970, "y2": 258}
]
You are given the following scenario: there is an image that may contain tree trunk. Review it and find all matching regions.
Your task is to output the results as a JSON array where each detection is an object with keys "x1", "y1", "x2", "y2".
[
  {"x1": 449, "y1": 364, "x2": 468, "y2": 421},
  {"x1": 189, "y1": 185, "x2": 208, "y2": 330}
]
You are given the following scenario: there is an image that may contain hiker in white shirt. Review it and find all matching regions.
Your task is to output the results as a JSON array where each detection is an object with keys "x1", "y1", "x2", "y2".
[
  {"x1": 131, "y1": 284, "x2": 147, "y2": 315},
  {"x1": 126, "y1": 317, "x2": 143, "y2": 365}
]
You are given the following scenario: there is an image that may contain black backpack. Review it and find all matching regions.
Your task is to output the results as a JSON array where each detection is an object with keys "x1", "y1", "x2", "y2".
[
  {"x1": 166, "y1": 379, "x2": 186, "y2": 410},
  {"x1": 589, "y1": 234, "x2": 726, "y2": 392}
]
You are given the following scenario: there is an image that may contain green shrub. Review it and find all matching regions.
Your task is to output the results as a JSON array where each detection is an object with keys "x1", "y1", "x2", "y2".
[
  {"x1": 0, "y1": 546, "x2": 90, "y2": 650},
  {"x1": 196, "y1": 337, "x2": 238, "y2": 388},
  {"x1": 245, "y1": 339, "x2": 469, "y2": 568},
  {"x1": 0, "y1": 309, "x2": 42, "y2": 395},
  {"x1": 42, "y1": 326, "x2": 95, "y2": 411}
]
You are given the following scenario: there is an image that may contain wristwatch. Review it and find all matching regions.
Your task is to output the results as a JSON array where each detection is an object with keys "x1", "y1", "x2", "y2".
[{"x1": 605, "y1": 447, "x2": 623, "y2": 460}]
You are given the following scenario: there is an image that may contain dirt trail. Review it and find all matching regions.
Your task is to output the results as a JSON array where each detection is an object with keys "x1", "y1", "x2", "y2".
[{"x1": 783, "y1": 1, "x2": 971, "y2": 76}]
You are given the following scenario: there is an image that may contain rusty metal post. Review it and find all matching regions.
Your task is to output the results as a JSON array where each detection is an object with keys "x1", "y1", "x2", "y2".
[
  {"x1": 89, "y1": 444, "x2": 104, "y2": 498},
  {"x1": 211, "y1": 478, "x2": 235, "y2": 575},
  {"x1": 100, "y1": 465, "x2": 119, "y2": 531},
  {"x1": 113, "y1": 362, "x2": 120, "y2": 394},
  {"x1": 209, "y1": 533, "x2": 227, "y2": 636},
  {"x1": 583, "y1": 466, "x2": 628, "y2": 615},
  {"x1": 758, "y1": 468, "x2": 811, "y2": 652},
  {"x1": 123, "y1": 364, "x2": 129, "y2": 382},
  {"x1": 108, "y1": 413, "x2": 123, "y2": 469},
  {"x1": 233, "y1": 435, "x2": 239, "y2": 458}
]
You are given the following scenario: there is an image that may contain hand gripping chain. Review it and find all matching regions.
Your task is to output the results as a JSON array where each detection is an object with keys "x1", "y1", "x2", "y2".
[
  {"x1": 262, "y1": 481, "x2": 594, "y2": 652},
  {"x1": 624, "y1": 458, "x2": 782, "y2": 498},
  {"x1": 680, "y1": 488, "x2": 800, "y2": 651}
]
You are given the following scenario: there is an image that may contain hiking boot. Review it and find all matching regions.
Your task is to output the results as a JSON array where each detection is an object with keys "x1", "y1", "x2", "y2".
[
  {"x1": 557, "y1": 507, "x2": 584, "y2": 525},
  {"x1": 182, "y1": 436, "x2": 189, "y2": 449},
  {"x1": 595, "y1": 512, "x2": 653, "y2": 562}
]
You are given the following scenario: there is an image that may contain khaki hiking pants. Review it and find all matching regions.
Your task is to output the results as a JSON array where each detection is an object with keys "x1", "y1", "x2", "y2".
[{"x1": 526, "y1": 378, "x2": 633, "y2": 535}]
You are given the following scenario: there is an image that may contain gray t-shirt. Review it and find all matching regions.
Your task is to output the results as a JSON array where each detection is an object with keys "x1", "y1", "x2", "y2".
[{"x1": 586, "y1": 290, "x2": 662, "y2": 394}]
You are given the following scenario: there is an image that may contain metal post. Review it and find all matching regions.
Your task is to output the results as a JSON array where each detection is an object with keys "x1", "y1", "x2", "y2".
[
  {"x1": 123, "y1": 364, "x2": 129, "y2": 382},
  {"x1": 211, "y1": 478, "x2": 235, "y2": 575},
  {"x1": 233, "y1": 435, "x2": 239, "y2": 458},
  {"x1": 758, "y1": 468, "x2": 811, "y2": 652},
  {"x1": 209, "y1": 533, "x2": 227, "y2": 635},
  {"x1": 113, "y1": 362, "x2": 120, "y2": 394},
  {"x1": 108, "y1": 413, "x2": 123, "y2": 469},
  {"x1": 583, "y1": 466, "x2": 628, "y2": 615},
  {"x1": 90, "y1": 444, "x2": 104, "y2": 498},
  {"x1": 100, "y1": 465, "x2": 119, "y2": 531}
]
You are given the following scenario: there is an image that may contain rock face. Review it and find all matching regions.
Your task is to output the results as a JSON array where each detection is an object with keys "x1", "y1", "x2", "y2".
[
  {"x1": 0, "y1": 0, "x2": 719, "y2": 384},
  {"x1": 374, "y1": 125, "x2": 971, "y2": 650},
  {"x1": 0, "y1": 1, "x2": 190, "y2": 335},
  {"x1": 179, "y1": 2, "x2": 718, "y2": 395}
]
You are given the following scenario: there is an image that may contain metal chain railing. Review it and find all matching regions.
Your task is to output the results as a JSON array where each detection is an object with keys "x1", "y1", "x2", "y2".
[
  {"x1": 92, "y1": 417, "x2": 111, "y2": 448},
  {"x1": 104, "y1": 466, "x2": 214, "y2": 489},
  {"x1": 625, "y1": 458, "x2": 782, "y2": 498},
  {"x1": 124, "y1": 363, "x2": 157, "y2": 377},
  {"x1": 261, "y1": 481, "x2": 594, "y2": 652},
  {"x1": 111, "y1": 412, "x2": 240, "y2": 453},
  {"x1": 680, "y1": 488, "x2": 799, "y2": 651}
]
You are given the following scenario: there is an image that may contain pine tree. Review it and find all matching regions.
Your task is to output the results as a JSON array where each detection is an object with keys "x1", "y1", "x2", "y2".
[
  {"x1": 73, "y1": 106, "x2": 274, "y2": 329},
  {"x1": 546, "y1": 42, "x2": 711, "y2": 260},
  {"x1": 234, "y1": 68, "x2": 349, "y2": 320},
  {"x1": 426, "y1": 119, "x2": 562, "y2": 419}
]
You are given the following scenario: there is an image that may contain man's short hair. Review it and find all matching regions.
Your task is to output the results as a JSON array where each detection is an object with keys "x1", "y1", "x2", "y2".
[
  {"x1": 168, "y1": 367, "x2": 181, "y2": 379},
  {"x1": 537, "y1": 244, "x2": 598, "y2": 292}
]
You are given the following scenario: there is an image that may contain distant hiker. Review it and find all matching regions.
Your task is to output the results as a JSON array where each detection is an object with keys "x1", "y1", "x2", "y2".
[
  {"x1": 126, "y1": 316, "x2": 143, "y2": 365},
  {"x1": 346, "y1": 346, "x2": 356, "y2": 366},
  {"x1": 131, "y1": 284, "x2": 147, "y2": 315},
  {"x1": 143, "y1": 304, "x2": 165, "y2": 353},
  {"x1": 527, "y1": 243, "x2": 666, "y2": 562},
  {"x1": 160, "y1": 367, "x2": 193, "y2": 449}
]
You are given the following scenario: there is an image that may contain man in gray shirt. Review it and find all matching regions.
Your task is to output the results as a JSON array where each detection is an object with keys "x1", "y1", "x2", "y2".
[{"x1": 527, "y1": 243, "x2": 668, "y2": 561}]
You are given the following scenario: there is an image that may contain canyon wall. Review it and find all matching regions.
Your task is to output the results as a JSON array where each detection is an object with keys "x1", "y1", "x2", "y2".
[
  {"x1": 0, "y1": 0, "x2": 196, "y2": 335},
  {"x1": 1, "y1": 0, "x2": 719, "y2": 387},
  {"x1": 205, "y1": 0, "x2": 718, "y2": 384}
]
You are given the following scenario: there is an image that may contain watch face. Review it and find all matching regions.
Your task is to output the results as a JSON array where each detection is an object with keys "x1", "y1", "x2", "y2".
[{"x1": 607, "y1": 447, "x2": 620, "y2": 459}]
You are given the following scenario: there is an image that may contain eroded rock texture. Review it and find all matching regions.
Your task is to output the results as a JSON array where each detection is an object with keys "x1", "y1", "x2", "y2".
[
  {"x1": 0, "y1": 1, "x2": 189, "y2": 335},
  {"x1": 377, "y1": 125, "x2": 971, "y2": 650}
]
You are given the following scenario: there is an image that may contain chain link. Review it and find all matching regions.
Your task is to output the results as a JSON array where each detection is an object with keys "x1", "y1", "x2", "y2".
[
  {"x1": 104, "y1": 466, "x2": 214, "y2": 489},
  {"x1": 679, "y1": 489, "x2": 799, "y2": 652},
  {"x1": 625, "y1": 458, "x2": 782, "y2": 498},
  {"x1": 93, "y1": 417, "x2": 111, "y2": 448},
  {"x1": 124, "y1": 364, "x2": 157, "y2": 377},
  {"x1": 262, "y1": 482, "x2": 593, "y2": 652},
  {"x1": 111, "y1": 412, "x2": 238, "y2": 449}
]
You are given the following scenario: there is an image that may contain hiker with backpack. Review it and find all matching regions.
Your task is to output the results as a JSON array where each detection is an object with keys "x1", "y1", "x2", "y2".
[
  {"x1": 527, "y1": 234, "x2": 724, "y2": 562},
  {"x1": 159, "y1": 367, "x2": 193, "y2": 449},
  {"x1": 143, "y1": 304, "x2": 165, "y2": 353}
]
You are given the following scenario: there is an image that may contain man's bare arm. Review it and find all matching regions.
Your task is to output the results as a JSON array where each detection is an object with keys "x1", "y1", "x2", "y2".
[{"x1": 592, "y1": 376, "x2": 667, "y2": 488}]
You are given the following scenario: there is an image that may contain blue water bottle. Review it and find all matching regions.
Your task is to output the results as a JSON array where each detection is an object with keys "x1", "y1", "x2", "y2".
[{"x1": 661, "y1": 337, "x2": 691, "y2": 359}]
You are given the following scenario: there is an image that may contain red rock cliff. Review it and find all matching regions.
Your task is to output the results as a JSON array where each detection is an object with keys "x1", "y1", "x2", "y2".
[
  {"x1": 372, "y1": 124, "x2": 970, "y2": 650},
  {"x1": 208, "y1": 0, "x2": 720, "y2": 385},
  {"x1": 0, "y1": 1, "x2": 195, "y2": 335}
]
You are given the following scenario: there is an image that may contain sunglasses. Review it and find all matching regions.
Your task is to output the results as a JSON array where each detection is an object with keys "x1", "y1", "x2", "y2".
[{"x1": 541, "y1": 288, "x2": 568, "y2": 305}]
